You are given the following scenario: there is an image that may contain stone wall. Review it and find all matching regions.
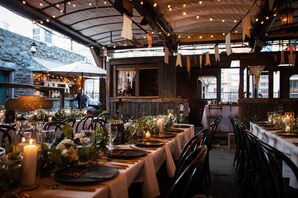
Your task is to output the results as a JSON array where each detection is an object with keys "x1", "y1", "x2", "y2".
[{"x1": 0, "y1": 28, "x2": 86, "y2": 96}]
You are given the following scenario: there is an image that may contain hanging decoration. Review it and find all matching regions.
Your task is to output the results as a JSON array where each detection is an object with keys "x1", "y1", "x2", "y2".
[
  {"x1": 205, "y1": 52, "x2": 210, "y2": 66},
  {"x1": 199, "y1": 55, "x2": 202, "y2": 68},
  {"x1": 121, "y1": 14, "x2": 133, "y2": 40},
  {"x1": 176, "y1": 53, "x2": 182, "y2": 67},
  {"x1": 147, "y1": 33, "x2": 153, "y2": 48},
  {"x1": 249, "y1": 65, "x2": 265, "y2": 95},
  {"x1": 280, "y1": 51, "x2": 285, "y2": 64},
  {"x1": 288, "y1": 48, "x2": 296, "y2": 66},
  {"x1": 95, "y1": 0, "x2": 99, "y2": 8},
  {"x1": 242, "y1": 14, "x2": 251, "y2": 41},
  {"x1": 186, "y1": 56, "x2": 191, "y2": 79},
  {"x1": 164, "y1": 46, "x2": 169, "y2": 64},
  {"x1": 225, "y1": 33, "x2": 232, "y2": 55},
  {"x1": 214, "y1": 44, "x2": 220, "y2": 62}
]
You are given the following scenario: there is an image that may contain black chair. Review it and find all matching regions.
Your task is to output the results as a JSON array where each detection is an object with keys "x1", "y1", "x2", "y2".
[
  {"x1": 167, "y1": 145, "x2": 208, "y2": 198},
  {"x1": 0, "y1": 124, "x2": 15, "y2": 146},
  {"x1": 175, "y1": 132, "x2": 204, "y2": 179},
  {"x1": 75, "y1": 115, "x2": 94, "y2": 133},
  {"x1": 43, "y1": 118, "x2": 76, "y2": 140}
]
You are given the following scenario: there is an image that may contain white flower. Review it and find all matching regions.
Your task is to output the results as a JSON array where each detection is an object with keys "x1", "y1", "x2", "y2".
[
  {"x1": 61, "y1": 138, "x2": 74, "y2": 145},
  {"x1": 61, "y1": 149, "x2": 69, "y2": 157},
  {"x1": 80, "y1": 137, "x2": 91, "y2": 145},
  {"x1": 56, "y1": 142, "x2": 66, "y2": 151},
  {"x1": 68, "y1": 146, "x2": 78, "y2": 161}
]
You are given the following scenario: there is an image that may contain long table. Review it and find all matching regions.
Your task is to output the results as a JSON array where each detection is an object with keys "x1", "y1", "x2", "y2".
[
  {"x1": 201, "y1": 104, "x2": 239, "y2": 132},
  {"x1": 250, "y1": 122, "x2": 298, "y2": 189},
  {"x1": 28, "y1": 124, "x2": 195, "y2": 198}
]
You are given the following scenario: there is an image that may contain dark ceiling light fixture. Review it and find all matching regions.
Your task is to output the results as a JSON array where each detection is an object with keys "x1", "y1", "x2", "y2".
[
  {"x1": 279, "y1": 1, "x2": 294, "y2": 25},
  {"x1": 140, "y1": 16, "x2": 148, "y2": 25},
  {"x1": 30, "y1": 42, "x2": 37, "y2": 55}
]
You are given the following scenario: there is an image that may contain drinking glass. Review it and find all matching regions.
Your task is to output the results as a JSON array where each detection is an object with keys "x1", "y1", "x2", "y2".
[
  {"x1": 106, "y1": 123, "x2": 118, "y2": 150},
  {"x1": 37, "y1": 130, "x2": 56, "y2": 149}
]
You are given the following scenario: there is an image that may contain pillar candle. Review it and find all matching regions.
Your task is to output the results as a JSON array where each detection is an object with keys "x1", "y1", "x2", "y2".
[
  {"x1": 22, "y1": 139, "x2": 38, "y2": 187},
  {"x1": 18, "y1": 137, "x2": 27, "y2": 153},
  {"x1": 48, "y1": 116, "x2": 52, "y2": 122},
  {"x1": 157, "y1": 118, "x2": 163, "y2": 133}
]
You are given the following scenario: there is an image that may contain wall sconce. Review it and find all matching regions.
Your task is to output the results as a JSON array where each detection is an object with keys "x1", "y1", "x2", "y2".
[{"x1": 30, "y1": 42, "x2": 37, "y2": 55}]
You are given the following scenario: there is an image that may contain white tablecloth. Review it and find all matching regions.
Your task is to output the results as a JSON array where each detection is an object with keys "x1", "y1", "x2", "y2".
[
  {"x1": 201, "y1": 104, "x2": 239, "y2": 132},
  {"x1": 250, "y1": 122, "x2": 298, "y2": 189},
  {"x1": 29, "y1": 125, "x2": 195, "y2": 198}
]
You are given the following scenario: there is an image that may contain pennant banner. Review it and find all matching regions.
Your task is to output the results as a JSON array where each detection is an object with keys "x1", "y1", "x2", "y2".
[
  {"x1": 242, "y1": 14, "x2": 251, "y2": 41},
  {"x1": 164, "y1": 46, "x2": 169, "y2": 64},
  {"x1": 186, "y1": 56, "x2": 191, "y2": 79},
  {"x1": 176, "y1": 53, "x2": 182, "y2": 67},
  {"x1": 215, "y1": 44, "x2": 220, "y2": 62},
  {"x1": 121, "y1": 14, "x2": 132, "y2": 40},
  {"x1": 225, "y1": 33, "x2": 232, "y2": 56},
  {"x1": 199, "y1": 55, "x2": 202, "y2": 68},
  {"x1": 147, "y1": 33, "x2": 152, "y2": 48},
  {"x1": 205, "y1": 52, "x2": 210, "y2": 66}
]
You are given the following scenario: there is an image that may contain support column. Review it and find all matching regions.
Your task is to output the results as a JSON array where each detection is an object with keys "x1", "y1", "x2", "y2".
[
  {"x1": 268, "y1": 67, "x2": 273, "y2": 98},
  {"x1": 239, "y1": 66, "x2": 244, "y2": 99}
]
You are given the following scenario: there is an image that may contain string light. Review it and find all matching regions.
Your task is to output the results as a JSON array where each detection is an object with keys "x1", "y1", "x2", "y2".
[
  {"x1": 22, "y1": 1, "x2": 26, "y2": 4},
  {"x1": 46, "y1": 18, "x2": 50, "y2": 22},
  {"x1": 196, "y1": 16, "x2": 199, "y2": 19},
  {"x1": 222, "y1": 33, "x2": 225, "y2": 36},
  {"x1": 188, "y1": 35, "x2": 191, "y2": 39},
  {"x1": 52, "y1": 15, "x2": 56, "y2": 18},
  {"x1": 68, "y1": 1, "x2": 71, "y2": 5},
  {"x1": 209, "y1": 18, "x2": 213, "y2": 21},
  {"x1": 153, "y1": 2, "x2": 157, "y2": 7},
  {"x1": 261, "y1": 21, "x2": 264, "y2": 24},
  {"x1": 183, "y1": 4, "x2": 186, "y2": 7},
  {"x1": 104, "y1": 1, "x2": 107, "y2": 4},
  {"x1": 39, "y1": 2, "x2": 43, "y2": 7},
  {"x1": 234, "y1": 19, "x2": 237, "y2": 23},
  {"x1": 56, "y1": 4, "x2": 60, "y2": 8},
  {"x1": 72, "y1": 3, "x2": 76, "y2": 7},
  {"x1": 178, "y1": 35, "x2": 181, "y2": 38},
  {"x1": 199, "y1": 1, "x2": 203, "y2": 5},
  {"x1": 210, "y1": 35, "x2": 214, "y2": 38},
  {"x1": 89, "y1": 2, "x2": 92, "y2": 6},
  {"x1": 222, "y1": 19, "x2": 225, "y2": 22},
  {"x1": 265, "y1": 16, "x2": 269, "y2": 20},
  {"x1": 199, "y1": 36, "x2": 202, "y2": 39},
  {"x1": 169, "y1": 8, "x2": 172, "y2": 11},
  {"x1": 183, "y1": 11, "x2": 186, "y2": 15},
  {"x1": 255, "y1": 18, "x2": 259, "y2": 22}
]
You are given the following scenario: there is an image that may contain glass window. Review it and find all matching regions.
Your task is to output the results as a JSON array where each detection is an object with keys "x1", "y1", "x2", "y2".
[
  {"x1": 33, "y1": 28, "x2": 40, "y2": 41},
  {"x1": 258, "y1": 74, "x2": 269, "y2": 98},
  {"x1": 198, "y1": 76, "x2": 217, "y2": 99},
  {"x1": 117, "y1": 70, "x2": 136, "y2": 96},
  {"x1": 221, "y1": 68, "x2": 239, "y2": 102},
  {"x1": 289, "y1": 75, "x2": 298, "y2": 98},
  {"x1": 45, "y1": 30, "x2": 52, "y2": 44},
  {"x1": 273, "y1": 71, "x2": 280, "y2": 98}
]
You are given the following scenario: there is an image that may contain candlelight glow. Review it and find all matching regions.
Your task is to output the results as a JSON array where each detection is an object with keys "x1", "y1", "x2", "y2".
[
  {"x1": 29, "y1": 138, "x2": 33, "y2": 145},
  {"x1": 22, "y1": 137, "x2": 26, "y2": 143}
]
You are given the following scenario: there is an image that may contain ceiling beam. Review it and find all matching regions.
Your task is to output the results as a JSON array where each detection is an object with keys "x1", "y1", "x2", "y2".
[{"x1": 0, "y1": 0, "x2": 102, "y2": 50}]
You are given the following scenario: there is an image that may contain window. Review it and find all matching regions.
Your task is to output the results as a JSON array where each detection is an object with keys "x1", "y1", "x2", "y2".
[
  {"x1": 273, "y1": 71, "x2": 280, "y2": 98},
  {"x1": 198, "y1": 76, "x2": 217, "y2": 99},
  {"x1": 221, "y1": 68, "x2": 239, "y2": 102},
  {"x1": 289, "y1": 75, "x2": 298, "y2": 98},
  {"x1": 116, "y1": 67, "x2": 158, "y2": 97},
  {"x1": 33, "y1": 28, "x2": 40, "y2": 41},
  {"x1": 257, "y1": 74, "x2": 269, "y2": 98},
  {"x1": 45, "y1": 30, "x2": 52, "y2": 44}
]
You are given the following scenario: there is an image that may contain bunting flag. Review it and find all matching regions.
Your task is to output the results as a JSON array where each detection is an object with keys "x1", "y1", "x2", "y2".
[
  {"x1": 95, "y1": 0, "x2": 99, "y2": 7},
  {"x1": 242, "y1": 14, "x2": 251, "y2": 41},
  {"x1": 280, "y1": 51, "x2": 285, "y2": 64},
  {"x1": 176, "y1": 53, "x2": 182, "y2": 67},
  {"x1": 121, "y1": 14, "x2": 132, "y2": 40},
  {"x1": 214, "y1": 44, "x2": 220, "y2": 62},
  {"x1": 147, "y1": 33, "x2": 153, "y2": 48},
  {"x1": 199, "y1": 55, "x2": 202, "y2": 68},
  {"x1": 225, "y1": 33, "x2": 232, "y2": 56},
  {"x1": 164, "y1": 46, "x2": 169, "y2": 64},
  {"x1": 186, "y1": 56, "x2": 191, "y2": 79},
  {"x1": 205, "y1": 52, "x2": 211, "y2": 66},
  {"x1": 289, "y1": 48, "x2": 296, "y2": 66}
]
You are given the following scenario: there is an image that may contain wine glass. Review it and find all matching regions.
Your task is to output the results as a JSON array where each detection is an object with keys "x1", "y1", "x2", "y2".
[
  {"x1": 37, "y1": 130, "x2": 56, "y2": 148},
  {"x1": 106, "y1": 123, "x2": 118, "y2": 150}
]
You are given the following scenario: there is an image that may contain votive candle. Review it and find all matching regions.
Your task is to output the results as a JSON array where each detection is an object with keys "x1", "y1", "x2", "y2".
[
  {"x1": 145, "y1": 131, "x2": 151, "y2": 139},
  {"x1": 22, "y1": 139, "x2": 38, "y2": 187},
  {"x1": 18, "y1": 137, "x2": 27, "y2": 152},
  {"x1": 48, "y1": 116, "x2": 52, "y2": 122}
]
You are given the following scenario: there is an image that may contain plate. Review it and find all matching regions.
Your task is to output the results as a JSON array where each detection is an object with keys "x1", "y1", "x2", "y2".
[
  {"x1": 134, "y1": 140, "x2": 164, "y2": 147},
  {"x1": 152, "y1": 133, "x2": 176, "y2": 138},
  {"x1": 107, "y1": 149, "x2": 147, "y2": 159},
  {"x1": 173, "y1": 125, "x2": 191, "y2": 128},
  {"x1": 164, "y1": 128, "x2": 184, "y2": 133},
  {"x1": 54, "y1": 164, "x2": 119, "y2": 184},
  {"x1": 257, "y1": 121, "x2": 269, "y2": 124}
]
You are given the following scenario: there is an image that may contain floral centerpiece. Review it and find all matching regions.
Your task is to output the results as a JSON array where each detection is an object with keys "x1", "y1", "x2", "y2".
[{"x1": 137, "y1": 116, "x2": 158, "y2": 133}]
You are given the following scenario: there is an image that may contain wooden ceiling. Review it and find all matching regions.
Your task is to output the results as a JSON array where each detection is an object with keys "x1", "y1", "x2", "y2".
[{"x1": 0, "y1": 0, "x2": 297, "y2": 51}]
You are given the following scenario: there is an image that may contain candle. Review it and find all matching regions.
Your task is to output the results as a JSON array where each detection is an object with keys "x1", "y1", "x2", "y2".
[
  {"x1": 18, "y1": 137, "x2": 27, "y2": 152},
  {"x1": 157, "y1": 117, "x2": 163, "y2": 133},
  {"x1": 145, "y1": 131, "x2": 151, "y2": 139},
  {"x1": 285, "y1": 125, "x2": 291, "y2": 132},
  {"x1": 22, "y1": 139, "x2": 38, "y2": 187},
  {"x1": 48, "y1": 116, "x2": 52, "y2": 122}
]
